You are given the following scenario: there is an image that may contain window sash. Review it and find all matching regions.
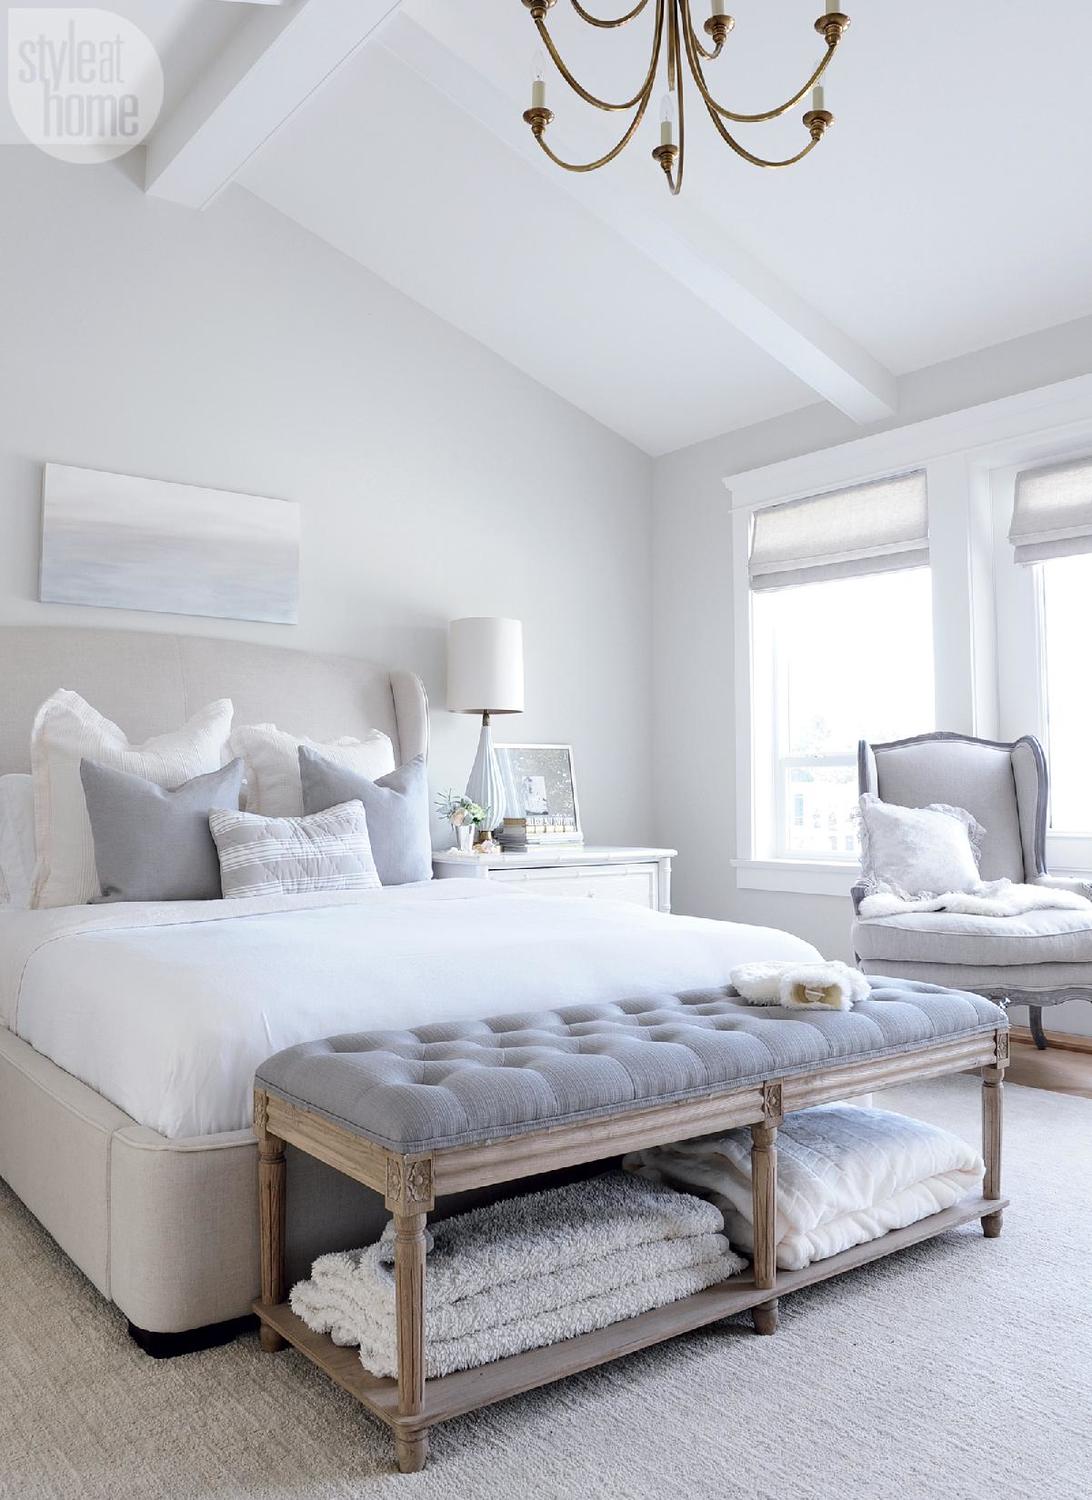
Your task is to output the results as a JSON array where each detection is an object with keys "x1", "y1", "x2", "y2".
[{"x1": 772, "y1": 754, "x2": 858, "y2": 862}]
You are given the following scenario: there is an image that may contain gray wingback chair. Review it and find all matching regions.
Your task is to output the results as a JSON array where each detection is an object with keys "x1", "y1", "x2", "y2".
[{"x1": 850, "y1": 731, "x2": 1092, "y2": 1048}]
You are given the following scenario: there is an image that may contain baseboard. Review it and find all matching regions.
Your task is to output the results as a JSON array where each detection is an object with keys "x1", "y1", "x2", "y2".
[{"x1": 1010, "y1": 1024, "x2": 1092, "y2": 1055}]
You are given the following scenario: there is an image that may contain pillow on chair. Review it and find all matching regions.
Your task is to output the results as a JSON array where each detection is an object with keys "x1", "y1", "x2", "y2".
[{"x1": 858, "y1": 794, "x2": 984, "y2": 899}]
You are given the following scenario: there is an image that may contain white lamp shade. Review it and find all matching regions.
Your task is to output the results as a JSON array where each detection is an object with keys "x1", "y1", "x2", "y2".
[{"x1": 447, "y1": 617, "x2": 524, "y2": 714}]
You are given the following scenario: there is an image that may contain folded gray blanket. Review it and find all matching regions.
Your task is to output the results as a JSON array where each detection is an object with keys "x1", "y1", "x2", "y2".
[{"x1": 290, "y1": 1171, "x2": 744, "y2": 1378}]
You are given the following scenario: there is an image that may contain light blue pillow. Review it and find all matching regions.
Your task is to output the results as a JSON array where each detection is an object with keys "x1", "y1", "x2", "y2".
[
  {"x1": 80, "y1": 757, "x2": 245, "y2": 902},
  {"x1": 298, "y1": 750, "x2": 432, "y2": 886}
]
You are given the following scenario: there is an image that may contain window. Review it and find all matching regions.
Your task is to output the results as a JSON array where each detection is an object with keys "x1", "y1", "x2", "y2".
[
  {"x1": 1039, "y1": 554, "x2": 1092, "y2": 834},
  {"x1": 1000, "y1": 455, "x2": 1092, "y2": 861},
  {"x1": 752, "y1": 568, "x2": 935, "y2": 859}
]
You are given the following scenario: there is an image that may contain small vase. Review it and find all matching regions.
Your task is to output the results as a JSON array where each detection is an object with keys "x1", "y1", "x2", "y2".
[{"x1": 455, "y1": 824, "x2": 474, "y2": 853}]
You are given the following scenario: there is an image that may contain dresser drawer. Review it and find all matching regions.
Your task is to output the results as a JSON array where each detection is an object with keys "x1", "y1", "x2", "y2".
[{"x1": 491, "y1": 863, "x2": 658, "y2": 910}]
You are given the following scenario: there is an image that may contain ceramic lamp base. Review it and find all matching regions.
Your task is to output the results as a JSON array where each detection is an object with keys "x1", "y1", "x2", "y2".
[{"x1": 466, "y1": 717, "x2": 505, "y2": 832}]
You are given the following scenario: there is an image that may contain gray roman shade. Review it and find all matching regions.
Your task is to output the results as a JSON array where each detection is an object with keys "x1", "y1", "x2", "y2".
[
  {"x1": 1009, "y1": 457, "x2": 1092, "y2": 565},
  {"x1": 748, "y1": 471, "x2": 929, "y2": 592}
]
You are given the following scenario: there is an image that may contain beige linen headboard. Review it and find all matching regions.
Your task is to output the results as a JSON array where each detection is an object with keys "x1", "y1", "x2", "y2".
[{"x1": 0, "y1": 627, "x2": 429, "y2": 775}]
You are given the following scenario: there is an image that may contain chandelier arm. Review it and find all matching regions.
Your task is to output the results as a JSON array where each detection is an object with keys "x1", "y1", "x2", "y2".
[
  {"x1": 700, "y1": 97, "x2": 824, "y2": 169},
  {"x1": 667, "y1": 0, "x2": 684, "y2": 195},
  {"x1": 534, "y1": 1, "x2": 663, "y2": 113},
  {"x1": 681, "y1": 0, "x2": 837, "y2": 122},
  {"x1": 569, "y1": 0, "x2": 650, "y2": 28},
  {"x1": 532, "y1": 87, "x2": 656, "y2": 172},
  {"x1": 680, "y1": 0, "x2": 722, "y2": 61}
]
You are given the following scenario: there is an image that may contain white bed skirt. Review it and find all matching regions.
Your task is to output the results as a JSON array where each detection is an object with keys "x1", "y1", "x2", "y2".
[{"x1": 0, "y1": 1026, "x2": 389, "y2": 1332}]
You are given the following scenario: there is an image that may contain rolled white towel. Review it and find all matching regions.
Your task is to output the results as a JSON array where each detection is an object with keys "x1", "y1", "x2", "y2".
[{"x1": 731, "y1": 958, "x2": 869, "y2": 1011}]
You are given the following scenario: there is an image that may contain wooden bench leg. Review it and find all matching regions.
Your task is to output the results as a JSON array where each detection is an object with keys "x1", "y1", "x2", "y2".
[
  {"x1": 256, "y1": 1093, "x2": 287, "y2": 1353},
  {"x1": 981, "y1": 1066, "x2": 1004, "y2": 1238},
  {"x1": 750, "y1": 1119, "x2": 779, "y2": 1334},
  {"x1": 394, "y1": 1210, "x2": 429, "y2": 1472}
]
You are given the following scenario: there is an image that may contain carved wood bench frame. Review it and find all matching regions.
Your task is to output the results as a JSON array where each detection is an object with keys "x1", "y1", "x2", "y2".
[{"x1": 254, "y1": 1024, "x2": 1009, "y2": 1473}]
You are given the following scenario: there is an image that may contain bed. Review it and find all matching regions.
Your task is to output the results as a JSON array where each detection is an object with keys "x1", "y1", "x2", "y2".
[{"x1": 0, "y1": 626, "x2": 818, "y2": 1343}]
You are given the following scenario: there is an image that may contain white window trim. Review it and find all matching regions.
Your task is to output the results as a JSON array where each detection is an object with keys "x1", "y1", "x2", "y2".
[{"x1": 729, "y1": 374, "x2": 1092, "y2": 895}]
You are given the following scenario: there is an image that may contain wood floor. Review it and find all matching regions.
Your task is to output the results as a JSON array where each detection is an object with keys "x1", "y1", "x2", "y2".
[{"x1": 1005, "y1": 1029, "x2": 1092, "y2": 1100}]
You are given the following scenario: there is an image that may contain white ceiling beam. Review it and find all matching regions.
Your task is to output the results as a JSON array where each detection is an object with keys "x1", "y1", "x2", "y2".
[
  {"x1": 379, "y1": 13, "x2": 896, "y2": 425},
  {"x1": 145, "y1": 0, "x2": 404, "y2": 210}
]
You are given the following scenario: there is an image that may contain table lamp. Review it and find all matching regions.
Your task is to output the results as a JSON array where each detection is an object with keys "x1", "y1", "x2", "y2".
[{"x1": 447, "y1": 617, "x2": 524, "y2": 832}]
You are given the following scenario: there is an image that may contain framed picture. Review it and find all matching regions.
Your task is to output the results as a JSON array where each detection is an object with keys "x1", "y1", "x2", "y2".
[
  {"x1": 494, "y1": 743, "x2": 582, "y2": 843},
  {"x1": 39, "y1": 462, "x2": 300, "y2": 625}
]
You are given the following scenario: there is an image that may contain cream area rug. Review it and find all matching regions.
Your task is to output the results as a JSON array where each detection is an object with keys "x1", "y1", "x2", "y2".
[{"x1": 1, "y1": 1076, "x2": 1088, "y2": 1500}]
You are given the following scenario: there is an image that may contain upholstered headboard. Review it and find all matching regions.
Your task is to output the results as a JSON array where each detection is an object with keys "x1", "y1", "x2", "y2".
[{"x1": 0, "y1": 627, "x2": 429, "y2": 775}]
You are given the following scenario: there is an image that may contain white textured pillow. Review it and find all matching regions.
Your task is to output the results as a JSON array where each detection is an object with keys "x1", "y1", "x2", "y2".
[
  {"x1": 858, "y1": 794, "x2": 984, "y2": 899},
  {"x1": 0, "y1": 774, "x2": 36, "y2": 907},
  {"x1": 229, "y1": 723, "x2": 395, "y2": 817},
  {"x1": 209, "y1": 801, "x2": 380, "y2": 899},
  {"x1": 31, "y1": 690, "x2": 234, "y2": 909}
]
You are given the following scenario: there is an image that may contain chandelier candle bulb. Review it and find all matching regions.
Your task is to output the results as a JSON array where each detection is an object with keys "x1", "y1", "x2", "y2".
[
  {"x1": 812, "y1": 84, "x2": 825, "y2": 112},
  {"x1": 660, "y1": 93, "x2": 675, "y2": 147},
  {"x1": 531, "y1": 51, "x2": 547, "y2": 110}
]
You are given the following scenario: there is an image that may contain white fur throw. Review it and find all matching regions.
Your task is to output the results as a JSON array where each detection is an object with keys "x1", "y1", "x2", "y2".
[
  {"x1": 859, "y1": 877, "x2": 1092, "y2": 919},
  {"x1": 625, "y1": 1105, "x2": 983, "y2": 1271},
  {"x1": 290, "y1": 1172, "x2": 743, "y2": 1379},
  {"x1": 730, "y1": 959, "x2": 870, "y2": 1011}
]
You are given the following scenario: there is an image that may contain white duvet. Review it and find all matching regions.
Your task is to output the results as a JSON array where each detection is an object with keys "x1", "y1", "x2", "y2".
[{"x1": 0, "y1": 882, "x2": 817, "y2": 1140}]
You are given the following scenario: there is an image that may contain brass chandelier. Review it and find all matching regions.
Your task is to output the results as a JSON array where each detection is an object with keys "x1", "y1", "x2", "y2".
[{"x1": 520, "y1": 1, "x2": 851, "y2": 196}]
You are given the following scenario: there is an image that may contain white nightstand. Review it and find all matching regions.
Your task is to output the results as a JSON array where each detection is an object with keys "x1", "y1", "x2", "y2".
[{"x1": 432, "y1": 846, "x2": 676, "y2": 913}]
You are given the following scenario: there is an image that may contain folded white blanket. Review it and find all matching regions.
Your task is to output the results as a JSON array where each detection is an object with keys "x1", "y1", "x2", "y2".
[
  {"x1": 730, "y1": 959, "x2": 870, "y2": 1011},
  {"x1": 859, "y1": 877, "x2": 1092, "y2": 919},
  {"x1": 624, "y1": 1105, "x2": 983, "y2": 1271},
  {"x1": 290, "y1": 1172, "x2": 744, "y2": 1379}
]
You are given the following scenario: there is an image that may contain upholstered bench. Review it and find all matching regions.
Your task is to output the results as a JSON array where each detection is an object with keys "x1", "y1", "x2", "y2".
[{"x1": 253, "y1": 978, "x2": 1009, "y2": 1473}]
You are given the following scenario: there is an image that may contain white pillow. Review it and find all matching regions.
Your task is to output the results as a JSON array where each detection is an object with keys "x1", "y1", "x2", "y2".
[
  {"x1": 228, "y1": 723, "x2": 395, "y2": 817},
  {"x1": 0, "y1": 774, "x2": 36, "y2": 908},
  {"x1": 31, "y1": 690, "x2": 234, "y2": 909},
  {"x1": 858, "y1": 794, "x2": 984, "y2": 899}
]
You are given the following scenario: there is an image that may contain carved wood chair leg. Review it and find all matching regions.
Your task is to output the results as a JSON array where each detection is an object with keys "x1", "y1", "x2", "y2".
[
  {"x1": 981, "y1": 1065, "x2": 1004, "y2": 1238},
  {"x1": 750, "y1": 1118, "x2": 779, "y2": 1334},
  {"x1": 256, "y1": 1093, "x2": 287, "y2": 1352},
  {"x1": 394, "y1": 1210, "x2": 429, "y2": 1472},
  {"x1": 1028, "y1": 1005, "x2": 1048, "y2": 1050}
]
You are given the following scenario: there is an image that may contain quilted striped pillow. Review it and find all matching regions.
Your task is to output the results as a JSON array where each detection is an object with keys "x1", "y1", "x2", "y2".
[{"x1": 209, "y1": 800, "x2": 380, "y2": 899}]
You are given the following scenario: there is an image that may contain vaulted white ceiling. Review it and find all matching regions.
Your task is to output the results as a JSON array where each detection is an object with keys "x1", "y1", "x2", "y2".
[{"x1": 18, "y1": 0, "x2": 1092, "y2": 455}]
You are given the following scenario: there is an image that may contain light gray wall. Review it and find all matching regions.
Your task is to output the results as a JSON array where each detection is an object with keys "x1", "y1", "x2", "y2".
[
  {"x1": 651, "y1": 324, "x2": 1092, "y2": 1038},
  {"x1": 0, "y1": 149, "x2": 654, "y2": 847}
]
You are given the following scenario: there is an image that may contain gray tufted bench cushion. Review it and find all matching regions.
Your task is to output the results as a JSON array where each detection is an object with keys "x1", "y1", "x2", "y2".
[{"x1": 255, "y1": 977, "x2": 1005, "y2": 1154}]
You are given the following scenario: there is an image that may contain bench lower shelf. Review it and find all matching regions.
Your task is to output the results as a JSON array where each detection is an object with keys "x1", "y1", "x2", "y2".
[{"x1": 254, "y1": 1193, "x2": 1006, "y2": 1432}]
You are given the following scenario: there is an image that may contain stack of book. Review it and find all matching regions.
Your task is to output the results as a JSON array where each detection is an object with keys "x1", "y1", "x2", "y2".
[{"x1": 497, "y1": 817, "x2": 583, "y2": 849}]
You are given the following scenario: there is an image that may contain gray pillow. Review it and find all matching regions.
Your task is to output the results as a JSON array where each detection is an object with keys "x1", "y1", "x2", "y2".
[
  {"x1": 298, "y1": 749, "x2": 432, "y2": 886},
  {"x1": 80, "y1": 757, "x2": 245, "y2": 903}
]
